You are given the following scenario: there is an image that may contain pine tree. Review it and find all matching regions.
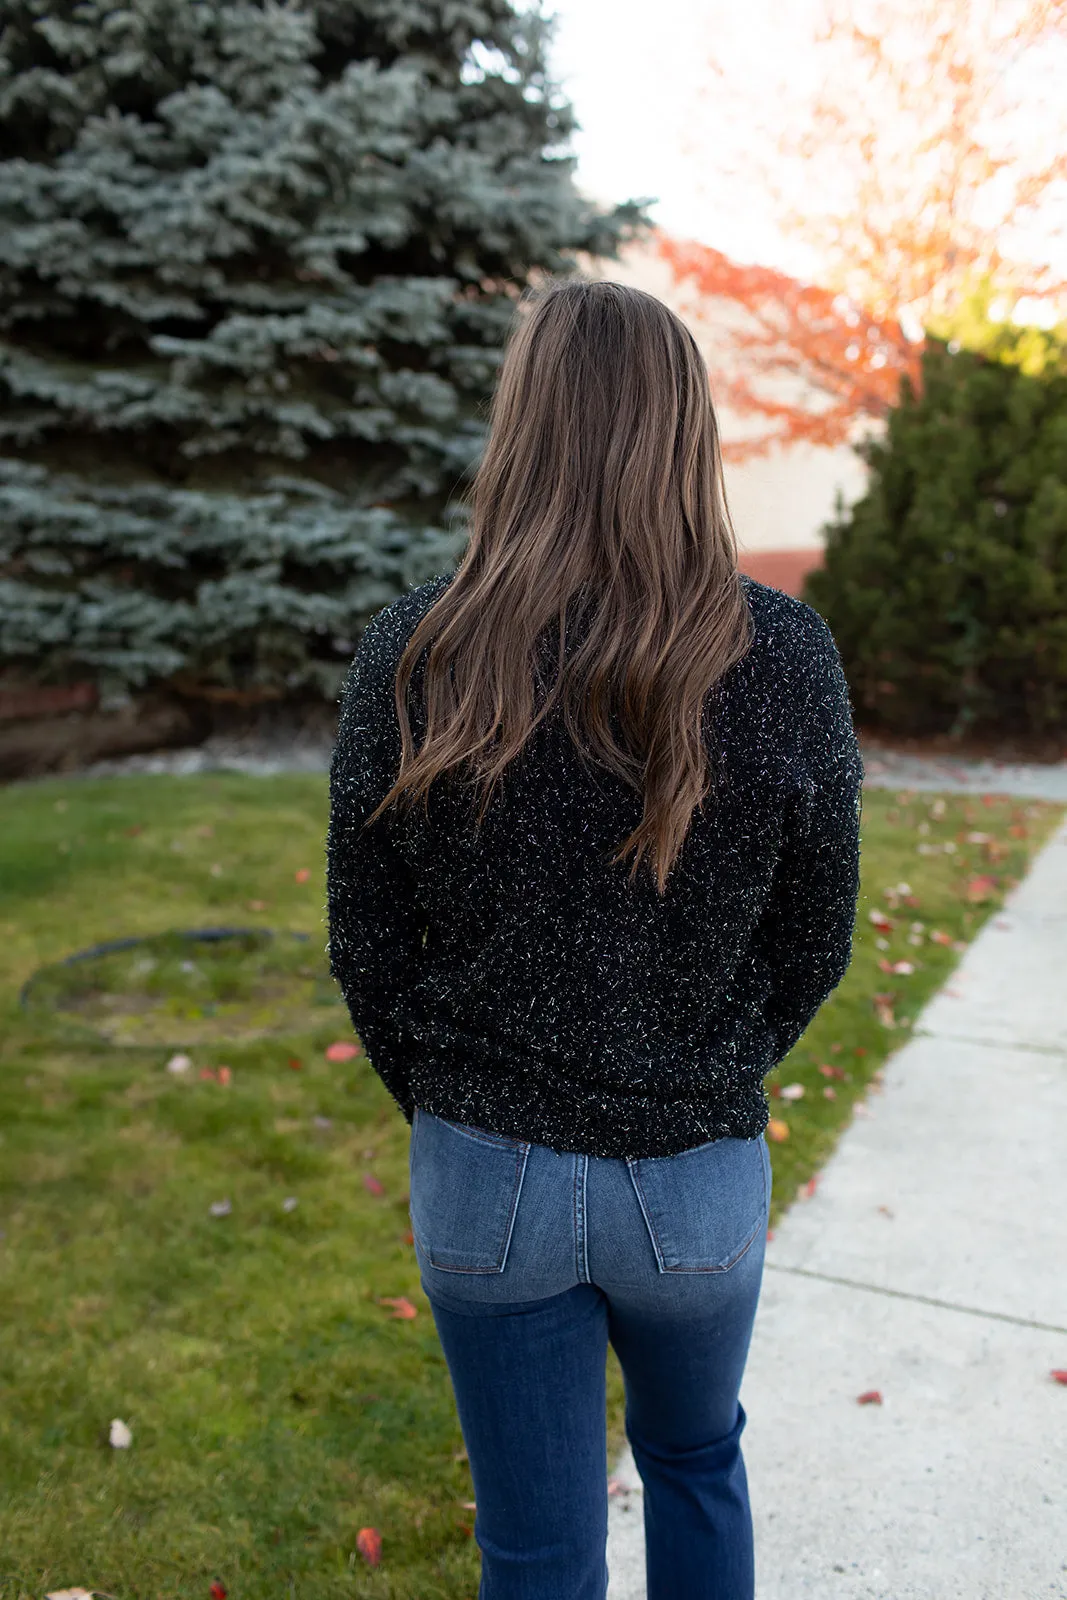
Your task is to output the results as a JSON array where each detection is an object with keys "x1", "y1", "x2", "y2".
[{"x1": 0, "y1": 0, "x2": 647, "y2": 710}]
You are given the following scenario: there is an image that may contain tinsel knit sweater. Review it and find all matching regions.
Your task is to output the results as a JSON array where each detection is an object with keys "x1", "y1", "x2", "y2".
[{"x1": 326, "y1": 572, "x2": 863, "y2": 1160}]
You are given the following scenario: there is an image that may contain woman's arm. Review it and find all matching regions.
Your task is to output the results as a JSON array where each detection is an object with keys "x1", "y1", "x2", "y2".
[
  {"x1": 756, "y1": 608, "x2": 864, "y2": 1064},
  {"x1": 325, "y1": 610, "x2": 425, "y2": 1123}
]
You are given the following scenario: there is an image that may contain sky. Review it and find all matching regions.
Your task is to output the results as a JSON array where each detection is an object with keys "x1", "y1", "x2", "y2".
[{"x1": 539, "y1": 0, "x2": 1067, "y2": 307}]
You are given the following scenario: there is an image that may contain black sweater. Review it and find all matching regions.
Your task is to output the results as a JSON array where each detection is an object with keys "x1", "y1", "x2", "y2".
[{"x1": 326, "y1": 573, "x2": 863, "y2": 1159}]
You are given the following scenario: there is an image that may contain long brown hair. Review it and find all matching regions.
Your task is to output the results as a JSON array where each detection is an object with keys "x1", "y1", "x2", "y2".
[{"x1": 366, "y1": 276, "x2": 754, "y2": 895}]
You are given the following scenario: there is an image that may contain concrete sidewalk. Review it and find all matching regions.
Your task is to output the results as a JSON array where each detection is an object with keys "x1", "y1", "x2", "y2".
[{"x1": 607, "y1": 816, "x2": 1067, "y2": 1600}]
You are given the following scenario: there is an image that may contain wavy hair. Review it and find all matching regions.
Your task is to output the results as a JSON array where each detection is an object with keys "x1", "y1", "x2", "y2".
[{"x1": 366, "y1": 276, "x2": 754, "y2": 895}]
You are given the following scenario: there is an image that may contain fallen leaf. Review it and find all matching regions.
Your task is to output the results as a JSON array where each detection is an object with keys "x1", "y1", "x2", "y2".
[
  {"x1": 209, "y1": 863, "x2": 223, "y2": 878},
  {"x1": 877, "y1": 1205, "x2": 894, "y2": 1218},
  {"x1": 1051, "y1": 1370, "x2": 1067, "y2": 1385},
  {"x1": 1008, "y1": 823, "x2": 1028, "y2": 839},
  {"x1": 803, "y1": 1175, "x2": 819, "y2": 1197},
  {"x1": 966, "y1": 831, "x2": 990, "y2": 844},
  {"x1": 868, "y1": 909, "x2": 893, "y2": 932},
  {"x1": 403, "y1": 1229, "x2": 414, "y2": 1245},
  {"x1": 768, "y1": 1082, "x2": 781, "y2": 1099},
  {"x1": 247, "y1": 899, "x2": 267, "y2": 912},
  {"x1": 209, "y1": 1198, "x2": 232, "y2": 1218},
  {"x1": 822, "y1": 1086, "x2": 837, "y2": 1100},
  {"x1": 766, "y1": 1118, "x2": 789, "y2": 1142},
  {"x1": 210, "y1": 1585, "x2": 228, "y2": 1600},
  {"x1": 890, "y1": 960, "x2": 914, "y2": 975},
  {"x1": 325, "y1": 1041, "x2": 359, "y2": 1062},
  {"x1": 288, "y1": 1057, "x2": 303, "y2": 1071},
  {"x1": 294, "y1": 867, "x2": 310, "y2": 883},
  {"x1": 123, "y1": 824, "x2": 144, "y2": 837},
  {"x1": 818, "y1": 1063, "x2": 846, "y2": 1080},
  {"x1": 856, "y1": 1389, "x2": 883, "y2": 1405},
  {"x1": 282, "y1": 1197, "x2": 298, "y2": 1213},
  {"x1": 165, "y1": 1053, "x2": 192, "y2": 1075},
  {"x1": 966, "y1": 874, "x2": 998, "y2": 902},
  {"x1": 379, "y1": 1296, "x2": 418, "y2": 1320},
  {"x1": 780, "y1": 1083, "x2": 805, "y2": 1100},
  {"x1": 766, "y1": 1227, "x2": 776, "y2": 1240},
  {"x1": 459, "y1": 1500, "x2": 477, "y2": 1510},
  {"x1": 929, "y1": 929, "x2": 953, "y2": 945},
  {"x1": 872, "y1": 994, "x2": 896, "y2": 1028},
  {"x1": 45, "y1": 1590, "x2": 96, "y2": 1599},
  {"x1": 109, "y1": 1418, "x2": 132, "y2": 1449},
  {"x1": 356, "y1": 1527, "x2": 382, "y2": 1567},
  {"x1": 607, "y1": 1478, "x2": 631, "y2": 1497},
  {"x1": 216, "y1": 1066, "x2": 232, "y2": 1087},
  {"x1": 199, "y1": 1067, "x2": 217, "y2": 1081},
  {"x1": 363, "y1": 1173, "x2": 385, "y2": 1196}
]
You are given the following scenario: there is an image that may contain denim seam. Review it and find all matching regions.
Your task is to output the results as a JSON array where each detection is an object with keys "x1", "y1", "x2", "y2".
[{"x1": 625, "y1": 1156, "x2": 667, "y2": 1272}]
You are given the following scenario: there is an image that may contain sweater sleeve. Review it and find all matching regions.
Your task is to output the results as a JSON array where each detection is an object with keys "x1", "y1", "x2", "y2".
[
  {"x1": 756, "y1": 607, "x2": 863, "y2": 1065},
  {"x1": 326, "y1": 610, "x2": 426, "y2": 1125}
]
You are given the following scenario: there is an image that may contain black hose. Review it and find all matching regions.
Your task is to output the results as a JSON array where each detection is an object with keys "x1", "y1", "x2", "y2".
[{"x1": 18, "y1": 925, "x2": 311, "y2": 1011}]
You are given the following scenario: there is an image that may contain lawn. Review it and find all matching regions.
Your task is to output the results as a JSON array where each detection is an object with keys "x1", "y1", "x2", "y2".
[{"x1": 0, "y1": 773, "x2": 1061, "y2": 1600}]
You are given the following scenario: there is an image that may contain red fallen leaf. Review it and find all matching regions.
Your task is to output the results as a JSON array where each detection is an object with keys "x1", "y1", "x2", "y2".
[
  {"x1": 981, "y1": 794, "x2": 995, "y2": 806},
  {"x1": 818, "y1": 1064, "x2": 846, "y2": 1079},
  {"x1": 403, "y1": 1229, "x2": 414, "y2": 1245},
  {"x1": 803, "y1": 1175, "x2": 819, "y2": 1197},
  {"x1": 855, "y1": 1047, "x2": 867, "y2": 1056},
  {"x1": 380, "y1": 1296, "x2": 418, "y2": 1320},
  {"x1": 929, "y1": 929, "x2": 953, "y2": 945},
  {"x1": 868, "y1": 910, "x2": 893, "y2": 932},
  {"x1": 768, "y1": 1082, "x2": 781, "y2": 1098},
  {"x1": 210, "y1": 1584, "x2": 228, "y2": 1600},
  {"x1": 966, "y1": 874, "x2": 998, "y2": 902},
  {"x1": 856, "y1": 1389, "x2": 883, "y2": 1405},
  {"x1": 325, "y1": 1041, "x2": 359, "y2": 1062},
  {"x1": 1008, "y1": 823, "x2": 1028, "y2": 839},
  {"x1": 766, "y1": 1118, "x2": 789, "y2": 1142},
  {"x1": 363, "y1": 1173, "x2": 385, "y2": 1196},
  {"x1": 199, "y1": 1067, "x2": 217, "y2": 1081},
  {"x1": 877, "y1": 958, "x2": 894, "y2": 973},
  {"x1": 294, "y1": 867, "x2": 310, "y2": 883},
  {"x1": 288, "y1": 1057, "x2": 303, "y2": 1071},
  {"x1": 766, "y1": 1227, "x2": 776, "y2": 1240},
  {"x1": 903, "y1": 895, "x2": 921, "y2": 908},
  {"x1": 356, "y1": 1527, "x2": 382, "y2": 1567},
  {"x1": 216, "y1": 1066, "x2": 232, "y2": 1086},
  {"x1": 1051, "y1": 1370, "x2": 1067, "y2": 1385}
]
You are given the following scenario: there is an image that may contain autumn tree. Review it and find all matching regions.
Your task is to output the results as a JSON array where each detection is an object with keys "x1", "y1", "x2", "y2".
[{"x1": 661, "y1": 0, "x2": 1067, "y2": 458}]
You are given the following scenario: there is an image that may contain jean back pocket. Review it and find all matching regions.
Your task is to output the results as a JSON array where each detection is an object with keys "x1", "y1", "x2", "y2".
[
  {"x1": 408, "y1": 1107, "x2": 531, "y2": 1274},
  {"x1": 627, "y1": 1134, "x2": 770, "y2": 1273}
]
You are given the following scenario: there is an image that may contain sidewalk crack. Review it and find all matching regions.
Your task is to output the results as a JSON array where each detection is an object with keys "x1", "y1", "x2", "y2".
[{"x1": 764, "y1": 1262, "x2": 1067, "y2": 1335}]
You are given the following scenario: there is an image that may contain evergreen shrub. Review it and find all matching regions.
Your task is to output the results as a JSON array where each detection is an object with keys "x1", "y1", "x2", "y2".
[{"x1": 804, "y1": 335, "x2": 1067, "y2": 741}]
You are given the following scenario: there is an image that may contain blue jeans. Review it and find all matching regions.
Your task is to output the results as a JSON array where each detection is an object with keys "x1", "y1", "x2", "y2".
[{"x1": 408, "y1": 1106, "x2": 772, "y2": 1600}]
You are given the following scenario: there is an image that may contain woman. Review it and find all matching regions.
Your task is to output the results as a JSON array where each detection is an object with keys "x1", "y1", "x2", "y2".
[{"x1": 326, "y1": 278, "x2": 862, "y2": 1600}]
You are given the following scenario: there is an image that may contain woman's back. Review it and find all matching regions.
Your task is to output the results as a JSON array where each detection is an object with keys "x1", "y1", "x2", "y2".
[{"x1": 326, "y1": 566, "x2": 861, "y2": 1160}]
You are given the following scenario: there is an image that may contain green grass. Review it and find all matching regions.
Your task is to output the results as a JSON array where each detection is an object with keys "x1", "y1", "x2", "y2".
[{"x1": 0, "y1": 773, "x2": 1061, "y2": 1599}]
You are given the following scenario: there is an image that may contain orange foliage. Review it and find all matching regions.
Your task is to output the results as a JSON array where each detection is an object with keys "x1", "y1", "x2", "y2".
[{"x1": 662, "y1": 0, "x2": 1067, "y2": 459}]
